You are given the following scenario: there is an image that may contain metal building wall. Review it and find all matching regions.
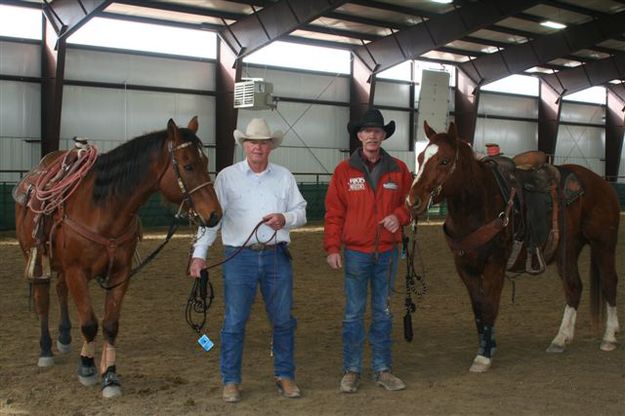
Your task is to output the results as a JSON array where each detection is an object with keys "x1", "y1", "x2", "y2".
[
  {"x1": 0, "y1": 39, "x2": 617, "y2": 183},
  {"x1": 0, "y1": 40, "x2": 41, "y2": 182}
]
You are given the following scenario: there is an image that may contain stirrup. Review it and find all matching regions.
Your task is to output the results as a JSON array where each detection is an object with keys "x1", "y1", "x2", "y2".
[
  {"x1": 25, "y1": 247, "x2": 51, "y2": 282},
  {"x1": 525, "y1": 247, "x2": 546, "y2": 275},
  {"x1": 506, "y1": 240, "x2": 524, "y2": 270}
]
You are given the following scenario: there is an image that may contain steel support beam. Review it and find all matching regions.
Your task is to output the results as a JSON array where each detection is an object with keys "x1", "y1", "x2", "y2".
[
  {"x1": 537, "y1": 81, "x2": 562, "y2": 158},
  {"x1": 218, "y1": 0, "x2": 348, "y2": 60},
  {"x1": 42, "y1": 0, "x2": 112, "y2": 40},
  {"x1": 349, "y1": 57, "x2": 376, "y2": 153},
  {"x1": 352, "y1": 0, "x2": 540, "y2": 75},
  {"x1": 457, "y1": 10, "x2": 625, "y2": 85},
  {"x1": 41, "y1": 16, "x2": 67, "y2": 156},
  {"x1": 540, "y1": 52, "x2": 625, "y2": 96},
  {"x1": 215, "y1": 39, "x2": 242, "y2": 172},
  {"x1": 606, "y1": 84, "x2": 625, "y2": 181},
  {"x1": 454, "y1": 68, "x2": 480, "y2": 144}
]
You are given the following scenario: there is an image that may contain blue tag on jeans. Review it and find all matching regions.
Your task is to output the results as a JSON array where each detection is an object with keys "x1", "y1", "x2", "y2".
[{"x1": 198, "y1": 334, "x2": 214, "y2": 352}]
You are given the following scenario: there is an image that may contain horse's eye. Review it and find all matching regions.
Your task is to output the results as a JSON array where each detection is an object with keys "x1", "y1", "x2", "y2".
[
  {"x1": 183, "y1": 164, "x2": 193, "y2": 172},
  {"x1": 441, "y1": 159, "x2": 449, "y2": 166}
]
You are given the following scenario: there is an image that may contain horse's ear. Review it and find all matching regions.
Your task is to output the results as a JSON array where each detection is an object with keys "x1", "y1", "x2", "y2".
[
  {"x1": 424, "y1": 121, "x2": 436, "y2": 139},
  {"x1": 447, "y1": 122, "x2": 458, "y2": 141},
  {"x1": 167, "y1": 118, "x2": 181, "y2": 142},
  {"x1": 187, "y1": 116, "x2": 199, "y2": 133}
]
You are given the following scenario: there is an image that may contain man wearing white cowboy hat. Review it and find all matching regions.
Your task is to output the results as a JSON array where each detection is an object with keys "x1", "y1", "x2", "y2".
[
  {"x1": 324, "y1": 108, "x2": 413, "y2": 393},
  {"x1": 190, "y1": 118, "x2": 307, "y2": 403}
]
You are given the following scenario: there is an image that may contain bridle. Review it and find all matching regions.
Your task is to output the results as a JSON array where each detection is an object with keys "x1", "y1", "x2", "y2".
[
  {"x1": 426, "y1": 141, "x2": 460, "y2": 207},
  {"x1": 168, "y1": 140, "x2": 214, "y2": 226}
]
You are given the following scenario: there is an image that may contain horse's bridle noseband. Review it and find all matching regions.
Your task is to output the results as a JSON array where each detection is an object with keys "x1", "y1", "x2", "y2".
[{"x1": 169, "y1": 140, "x2": 214, "y2": 226}]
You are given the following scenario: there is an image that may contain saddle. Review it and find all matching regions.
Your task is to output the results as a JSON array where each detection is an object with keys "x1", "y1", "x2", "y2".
[
  {"x1": 13, "y1": 140, "x2": 98, "y2": 281},
  {"x1": 485, "y1": 151, "x2": 583, "y2": 275}
]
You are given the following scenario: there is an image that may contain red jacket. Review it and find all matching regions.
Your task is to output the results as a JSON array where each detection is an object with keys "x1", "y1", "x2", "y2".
[{"x1": 324, "y1": 149, "x2": 413, "y2": 254}]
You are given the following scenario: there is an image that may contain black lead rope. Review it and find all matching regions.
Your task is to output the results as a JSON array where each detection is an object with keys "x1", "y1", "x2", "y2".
[
  {"x1": 402, "y1": 226, "x2": 428, "y2": 343},
  {"x1": 185, "y1": 269, "x2": 214, "y2": 334}
]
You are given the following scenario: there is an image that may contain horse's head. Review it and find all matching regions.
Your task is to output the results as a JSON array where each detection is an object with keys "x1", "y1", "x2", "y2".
[
  {"x1": 406, "y1": 121, "x2": 460, "y2": 218},
  {"x1": 160, "y1": 117, "x2": 222, "y2": 227}
]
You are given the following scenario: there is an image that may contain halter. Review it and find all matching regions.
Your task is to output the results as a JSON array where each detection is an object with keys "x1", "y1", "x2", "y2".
[{"x1": 169, "y1": 140, "x2": 214, "y2": 226}]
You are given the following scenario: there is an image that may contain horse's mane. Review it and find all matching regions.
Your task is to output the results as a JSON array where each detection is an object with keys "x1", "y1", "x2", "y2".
[{"x1": 92, "y1": 128, "x2": 200, "y2": 203}]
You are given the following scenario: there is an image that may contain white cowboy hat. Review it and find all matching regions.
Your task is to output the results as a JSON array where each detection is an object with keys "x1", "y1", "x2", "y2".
[{"x1": 233, "y1": 118, "x2": 284, "y2": 149}]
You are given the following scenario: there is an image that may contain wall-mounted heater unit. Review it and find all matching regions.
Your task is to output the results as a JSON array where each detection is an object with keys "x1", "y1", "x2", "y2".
[{"x1": 233, "y1": 79, "x2": 276, "y2": 110}]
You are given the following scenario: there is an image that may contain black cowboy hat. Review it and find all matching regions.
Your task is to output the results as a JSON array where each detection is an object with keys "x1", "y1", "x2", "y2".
[{"x1": 347, "y1": 108, "x2": 395, "y2": 141}]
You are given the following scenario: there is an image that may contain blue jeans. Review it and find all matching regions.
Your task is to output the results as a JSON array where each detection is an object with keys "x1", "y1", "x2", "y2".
[
  {"x1": 220, "y1": 245, "x2": 296, "y2": 385},
  {"x1": 343, "y1": 247, "x2": 398, "y2": 374}
]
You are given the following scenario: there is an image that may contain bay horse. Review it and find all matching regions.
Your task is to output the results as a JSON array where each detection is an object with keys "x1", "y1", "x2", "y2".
[
  {"x1": 14, "y1": 117, "x2": 222, "y2": 398},
  {"x1": 406, "y1": 121, "x2": 620, "y2": 372}
]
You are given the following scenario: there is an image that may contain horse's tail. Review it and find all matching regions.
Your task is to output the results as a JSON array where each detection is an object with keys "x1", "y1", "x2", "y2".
[{"x1": 588, "y1": 248, "x2": 604, "y2": 331}]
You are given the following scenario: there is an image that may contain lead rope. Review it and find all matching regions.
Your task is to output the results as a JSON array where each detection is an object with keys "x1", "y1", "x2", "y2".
[{"x1": 401, "y1": 221, "x2": 428, "y2": 342}]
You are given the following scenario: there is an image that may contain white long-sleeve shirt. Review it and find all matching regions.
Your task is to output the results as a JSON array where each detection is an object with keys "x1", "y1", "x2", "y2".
[{"x1": 192, "y1": 159, "x2": 307, "y2": 259}]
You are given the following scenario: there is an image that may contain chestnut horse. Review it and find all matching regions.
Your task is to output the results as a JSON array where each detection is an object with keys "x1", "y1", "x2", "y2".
[
  {"x1": 14, "y1": 117, "x2": 222, "y2": 397},
  {"x1": 406, "y1": 121, "x2": 620, "y2": 372}
]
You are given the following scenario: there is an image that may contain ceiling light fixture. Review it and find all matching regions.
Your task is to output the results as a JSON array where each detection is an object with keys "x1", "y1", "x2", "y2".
[
  {"x1": 431, "y1": 0, "x2": 453, "y2": 4},
  {"x1": 540, "y1": 20, "x2": 567, "y2": 30}
]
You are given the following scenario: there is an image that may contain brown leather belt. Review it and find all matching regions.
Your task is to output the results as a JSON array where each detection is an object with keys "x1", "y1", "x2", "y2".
[{"x1": 246, "y1": 242, "x2": 283, "y2": 251}]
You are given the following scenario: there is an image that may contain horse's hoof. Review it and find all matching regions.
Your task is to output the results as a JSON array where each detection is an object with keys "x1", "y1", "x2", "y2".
[
  {"x1": 57, "y1": 340, "x2": 71, "y2": 353},
  {"x1": 102, "y1": 385, "x2": 122, "y2": 399},
  {"x1": 600, "y1": 340, "x2": 617, "y2": 352},
  {"x1": 37, "y1": 356, "x2": 54, "y2": 368},
  {"x1": 78, "y1": 374, "x2": 98, "y2": 387},
  {"x1": 469, "y1": 355, "x2": 491, "y2": 373},
  {"x1": 78, "y1": 362, "x2": 98, "y2": 387},
  {"x1": 546, "y1": 343, "x2": 565, "y2": 353}
]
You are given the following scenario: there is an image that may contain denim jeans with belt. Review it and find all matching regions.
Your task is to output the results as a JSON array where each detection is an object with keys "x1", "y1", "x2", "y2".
[
  {"x1": 220, "y1": 245, "x2": 296, "y2": 385},
  {"x1": 343, "y1": 247, "x2": 398, "y2": 374}
]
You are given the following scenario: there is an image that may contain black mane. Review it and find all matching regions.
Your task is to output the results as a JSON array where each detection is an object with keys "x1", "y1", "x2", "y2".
[{"x1": 92, "y1": 128, "x2": 200, "y2": 203}]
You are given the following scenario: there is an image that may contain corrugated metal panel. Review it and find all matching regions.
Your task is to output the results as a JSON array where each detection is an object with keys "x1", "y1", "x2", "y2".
[
  {"x1": 560, "y1": 102, "x2": 605, "y2": 124},
  {"x1": 0, "y1": 41, "x2": 40, "y2": 77},
  {"x1": 0, "y1": 81, "x2": 41, "y2": 138},
  {"x1": 65, "y1": 48, "x2": 216, "y2": 91},
  {"x1": 375, "y1": 81, "x2": 411, "y2": 108},
  {"x1": 556, "y1": 125, "x2": 605, "y2": 162},
  {"x1": 61, "y1": 85, "x2": 216, "y2": 144},
  {"x1": 244, "y1": 67, "x2": 349, "y2": 102},
  {"x1": 237, "y1": 103, "x2": 348, "y2": 149},
  {"x1": 0, "y1": 137, "x2": 39, "y2": 181},
  {"x1": 474, "y1": 118, "x2": 538, "y2": 156},
  {"x1": 376, "y1": 109, "x2": 410, "y2": 152},
  {"x1": 479, "y1": 92, "x2": 538, "y2": 119}
]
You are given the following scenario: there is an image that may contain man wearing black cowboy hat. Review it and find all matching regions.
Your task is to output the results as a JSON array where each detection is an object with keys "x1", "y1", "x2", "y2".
[{"x1": 324, "y1": 108, "x2": 413, "y2": 393}]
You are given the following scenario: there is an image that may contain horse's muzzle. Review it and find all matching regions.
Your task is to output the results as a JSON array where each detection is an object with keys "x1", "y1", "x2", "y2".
[{"x1": 205, "y1": 211, "x2": 221, "y2": 227}]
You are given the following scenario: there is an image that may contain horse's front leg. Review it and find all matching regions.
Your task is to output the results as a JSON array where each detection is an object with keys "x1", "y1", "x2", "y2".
[
  {"x1": 64, "y1": 267, "x2": 99, "y2": 387},
  {"x1": 56, "y1": 273, "x2": 72, "y2": 353},
  {"x1": 99, "y1": 271, "x2": 130, "y2": 399},
  {"x1": 458, "y1": 260, "x2": 505, "y2": 373}
]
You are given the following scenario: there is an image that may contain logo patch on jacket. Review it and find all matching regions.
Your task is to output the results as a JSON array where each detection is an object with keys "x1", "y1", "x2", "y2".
[
  {"x1": 383, "y1": 181, "x2": 398, "y2": 190},
  {"x1": 348, "y1": 177, "x2": 366, "y2": 191}
]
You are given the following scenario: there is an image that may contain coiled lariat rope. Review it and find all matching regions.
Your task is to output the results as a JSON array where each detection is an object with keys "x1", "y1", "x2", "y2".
[
  {"x1": 184, "y1": 219, "x2": 277, "y2": 334},
  {"x1": 28, "y1": 143, "x2": 99, "y2": 219}
]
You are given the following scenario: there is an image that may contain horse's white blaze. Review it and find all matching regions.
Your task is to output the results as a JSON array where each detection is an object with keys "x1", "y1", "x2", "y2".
[
  {"x1": 413, "y1": 144, "x2": 439, "y2": 186},
  {"x1": 551, "y1": 305, "x2": 577, "y2": 347}
]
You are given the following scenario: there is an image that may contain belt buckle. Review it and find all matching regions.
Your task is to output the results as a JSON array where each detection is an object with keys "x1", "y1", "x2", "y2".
[{"x1": 249, "y1": 243, "x2": 264, "y2": 251}]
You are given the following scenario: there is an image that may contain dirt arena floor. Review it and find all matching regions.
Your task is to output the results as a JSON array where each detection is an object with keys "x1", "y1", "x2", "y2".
[{"x1": 1, "y1": 219, "x2": 624, "y2": 416}]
